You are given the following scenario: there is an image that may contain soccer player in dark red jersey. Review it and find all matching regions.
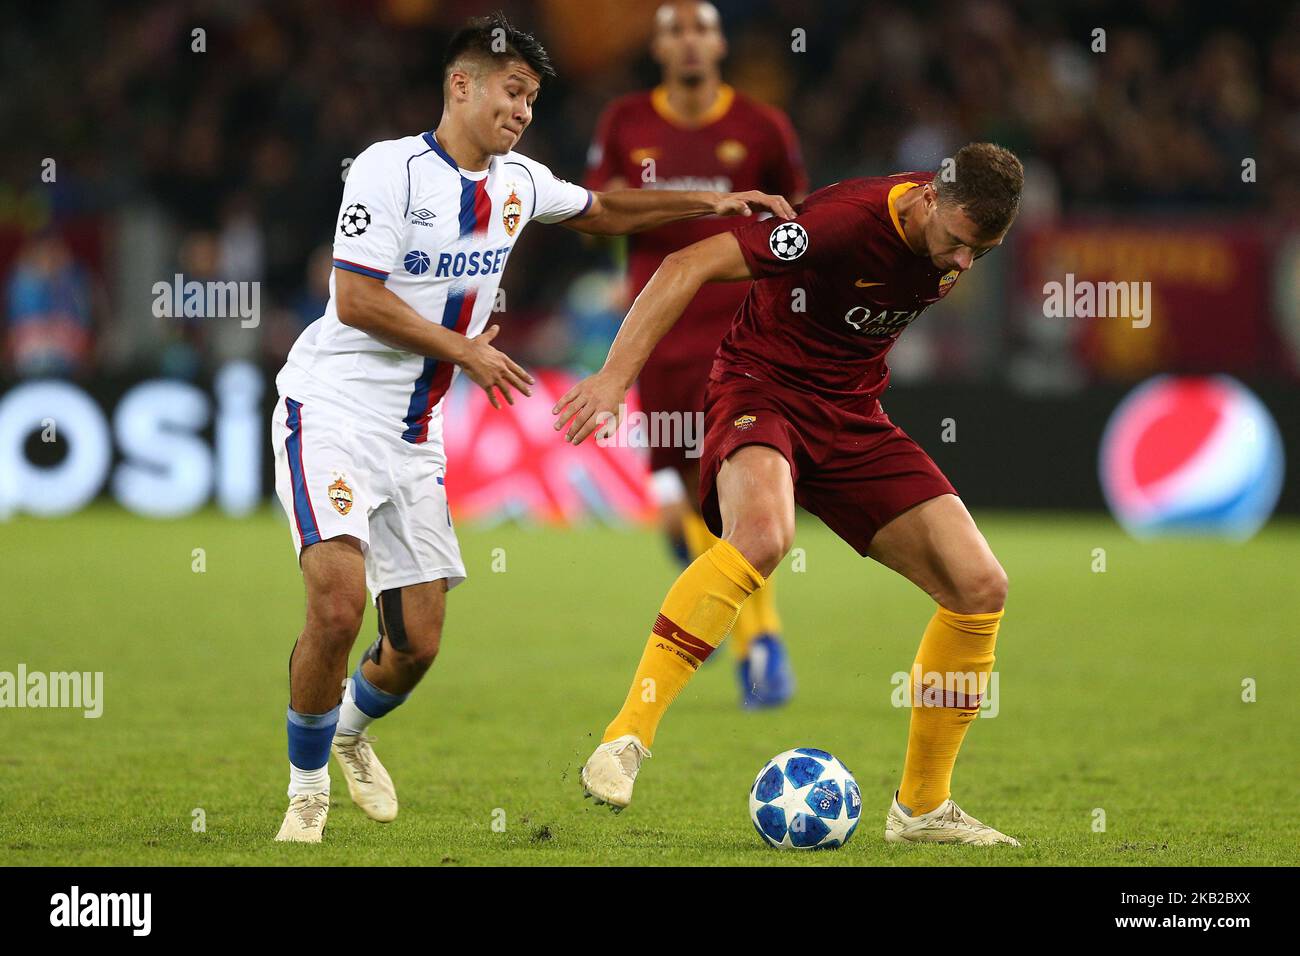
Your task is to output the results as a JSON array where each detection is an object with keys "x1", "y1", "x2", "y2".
[
  {"x1": 586, "y1": 0, "x2": 808, "y2": 708},
  {"x1": 557, "y1": 144, "x2": 1025, "y2": 845}
]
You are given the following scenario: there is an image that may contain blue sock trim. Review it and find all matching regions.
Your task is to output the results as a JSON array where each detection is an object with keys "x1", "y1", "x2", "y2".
[
  {"x1": 351, "y1": 665, "x2": 409, "y2": 720},
  {"x1": 286, "y1": 705, "x2": 340, "y2": 728},
  {"x1": 286, "y1": 705, "x2": 339, "y2": 770}
]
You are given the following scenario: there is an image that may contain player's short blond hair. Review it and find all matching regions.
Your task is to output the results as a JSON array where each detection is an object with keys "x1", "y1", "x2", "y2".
[{"x1": 935, "y1": 143, "x2": 1023, "y2": 238}]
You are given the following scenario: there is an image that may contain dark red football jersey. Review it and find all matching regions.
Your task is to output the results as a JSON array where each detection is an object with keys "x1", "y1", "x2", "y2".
[
  {"x1": 718, "y1": 172, "x2": 962, "y2": 404},
  {"x1": 586, "y1": 84, "x2": 807, "y2": 364}
]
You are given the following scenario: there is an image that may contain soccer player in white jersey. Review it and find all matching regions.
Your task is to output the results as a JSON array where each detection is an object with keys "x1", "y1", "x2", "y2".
[{"x1": 270, "y1": 14, "x2": 795, "y2": 842}]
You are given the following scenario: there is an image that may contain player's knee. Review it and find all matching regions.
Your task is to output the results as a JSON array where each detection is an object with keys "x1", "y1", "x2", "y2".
[
  {"x1": 308, "y1": 595, "x2": 365, "y2": 648},
  {"x1": 377, "y1": 589, "x2": 443, "y2": 670},
  {"x1": 393, "y1": 624, "x2": 441, "y2": 670},
  {"x1": 954, "y1": 561, "x2": 1008, "y2": 614},
  {"x1": 728, "y1": 516, "x2": 792, "y2": 578}
]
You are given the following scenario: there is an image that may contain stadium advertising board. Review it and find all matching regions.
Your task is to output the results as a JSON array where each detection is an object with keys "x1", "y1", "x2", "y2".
[
  {"x1": 1012, "y1": 221, "x2": 1285, "y2": 381},
  {"x1": 0, "y1": 364, "x2": 654, "y2": 522}
]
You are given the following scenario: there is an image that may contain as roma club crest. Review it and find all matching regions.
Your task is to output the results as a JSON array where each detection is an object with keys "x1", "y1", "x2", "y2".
[
  {"x1": 733, "y1": 414, "x2": 758, "y2": 431},
  {"x1": 938, "y1": 270, "x2": 959, "y2": 298},
  {"x1": 328, "y1": 476, "x2": 354, "y2": 516},
  {"x1": 502, "y1": 188, "x2": 522, "y2": 236},
  {"x1": 716, "y1": 139, "x2": 747, "y2": 166}
]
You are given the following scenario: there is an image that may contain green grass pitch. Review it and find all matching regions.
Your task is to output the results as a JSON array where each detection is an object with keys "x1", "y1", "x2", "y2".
[{"x1": 1, "y1": 506, "x2": 1297, "y2": 866}]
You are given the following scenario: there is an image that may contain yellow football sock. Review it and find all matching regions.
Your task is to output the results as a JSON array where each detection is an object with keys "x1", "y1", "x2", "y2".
[
  {"x1": 604, "y1": 539, "x2": 765, "y2": 747},
  {"x1": 680, "y1": 508, "x2": 717, "y2": 558},
  {"x1": 897, "y1": 606, "x2": 1002, "y2": 815},
  {"x1": 681, "y1": 510, "x2": 781, "y2": 660},
  {"x1": 730, "y1": 573, "x2": 781, "y2": 660}
]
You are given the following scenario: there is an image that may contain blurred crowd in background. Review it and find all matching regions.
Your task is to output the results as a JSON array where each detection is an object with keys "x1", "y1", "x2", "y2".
[{"x1": 0, "y1": 0, "x2": 1292, "y2": 380}]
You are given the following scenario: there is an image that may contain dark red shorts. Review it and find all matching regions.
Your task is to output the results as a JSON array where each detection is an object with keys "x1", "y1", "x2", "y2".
[
  {"x1": 637, "y1": 353, "x2": 712, "y2": 475},
  {"x1": 698, "y1": 373, "x2": 957, "y2": 555}
]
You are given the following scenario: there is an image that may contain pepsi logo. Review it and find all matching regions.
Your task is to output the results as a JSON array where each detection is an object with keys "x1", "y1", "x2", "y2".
[{"x1": 1099, "y1": 376, "x2": 1284, "y2": 539}]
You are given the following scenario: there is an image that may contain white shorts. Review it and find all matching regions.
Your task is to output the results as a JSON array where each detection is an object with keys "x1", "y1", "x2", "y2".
[{"x1": 271, "y1": 393, "x2": 466, "y2": 597}]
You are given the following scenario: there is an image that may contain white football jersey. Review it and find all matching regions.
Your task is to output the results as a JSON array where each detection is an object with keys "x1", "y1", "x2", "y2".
[{"x1": 277, "y1": 131, "x2": 591, "y2": 450}]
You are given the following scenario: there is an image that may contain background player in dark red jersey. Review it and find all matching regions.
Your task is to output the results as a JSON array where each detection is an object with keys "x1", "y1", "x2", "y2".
[
  {"x1": 558, "y1": 144, "x2": 1027, "y2": 846},
  {"x1": 586, "y1": 0, "x2": 807, "y2": 709}
]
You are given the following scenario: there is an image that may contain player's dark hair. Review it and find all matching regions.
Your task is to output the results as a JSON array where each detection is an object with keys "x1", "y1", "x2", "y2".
[
  {"x1": 935, "y1": 143, "x2": 1024, "y2": 238},
  {"x1": 443, "y1": 12, "x2": 556, "y2": 87}
]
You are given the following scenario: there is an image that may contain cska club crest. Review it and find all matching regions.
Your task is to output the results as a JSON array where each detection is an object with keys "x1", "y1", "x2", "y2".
[
  {"x1": 503, "y1": 188, "x2": 522, "y2": 236},
  {"x1": 328, "y1": 476, "x2": 354, "y2": 516},
  {"x1": 938, "y1": 270, "x2": 959, "y2": 298}
]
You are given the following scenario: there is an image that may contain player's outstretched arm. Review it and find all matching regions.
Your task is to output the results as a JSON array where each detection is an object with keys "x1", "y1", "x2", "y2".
[
  {"x1": 552, "y1": 232, "x2": 752, "y2": 443},
  {"x1": 336, "y1": 270, "x2": 533, "y2": 408},
  {"x1": 563, "y1": 189, "x2": 795, "y2": 236}
]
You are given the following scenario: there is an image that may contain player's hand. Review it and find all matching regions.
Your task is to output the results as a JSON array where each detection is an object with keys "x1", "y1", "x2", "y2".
[
  {"x1": 712, "y1": 190, "x2": 796, "y2": 220},
  {"x1": 460, "y1": 324, "x2": 534, "y2": 409},
  {"x1": 551, "y1": 370, "x2": 627, "y2": 445}
]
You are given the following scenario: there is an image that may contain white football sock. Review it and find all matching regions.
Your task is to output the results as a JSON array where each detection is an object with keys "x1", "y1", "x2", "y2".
[
  {"x1": 336, "y1": 677, "x2": 376, "y2": 737},
  {"x1": 288, "y1": 762, "x2": 330, "y2": 797}
]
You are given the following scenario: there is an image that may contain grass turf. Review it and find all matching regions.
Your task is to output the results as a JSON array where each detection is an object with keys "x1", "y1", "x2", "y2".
[{"x1": 1, "y1": 506, "x2": 1297, "y2": 866}]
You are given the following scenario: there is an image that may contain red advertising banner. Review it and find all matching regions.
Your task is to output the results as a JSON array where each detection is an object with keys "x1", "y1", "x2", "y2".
[
  {"x1": 1012, "y1": 221, "x2": 1288, "y2": 381},
  {"x1": 442, "y1": 368, "x2": 654, "y2": 524}
]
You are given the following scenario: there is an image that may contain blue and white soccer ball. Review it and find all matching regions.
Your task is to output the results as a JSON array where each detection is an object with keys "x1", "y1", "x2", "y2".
[{"x1": 749, "y1": 748, "x2": 861, "y2": 849}]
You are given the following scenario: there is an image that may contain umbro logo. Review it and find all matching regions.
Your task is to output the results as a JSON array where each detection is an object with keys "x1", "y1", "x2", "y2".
[{"x1": 411, "y1": 208, "x2": 436, "y2": 220}]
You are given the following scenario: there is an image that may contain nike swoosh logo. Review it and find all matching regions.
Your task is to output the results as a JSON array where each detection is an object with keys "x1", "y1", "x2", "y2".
[{"x1": 855, "y1": 280, "x2": 884, "y2": 288}]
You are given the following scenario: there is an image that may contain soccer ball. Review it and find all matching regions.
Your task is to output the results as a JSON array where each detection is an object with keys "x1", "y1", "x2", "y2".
[
  {"x1": 340, "y1": 203, "x2": 371, "y2": 237},
  {"x1": 768, "y1": 221, "x2": 807, "y2": 260},
  {"x1": 749, "y1": 748, "x2": 861, "y2": 849}
]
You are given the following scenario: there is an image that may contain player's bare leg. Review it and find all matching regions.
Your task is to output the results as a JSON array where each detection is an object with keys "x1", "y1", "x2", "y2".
[
  {"x1": 867, "y1": 495, "x2": 1019, "y2": 846},
  {"x1": 290, "y1": 538, "x2": 367, "y2": 710},
  {"x1": 717, "y1": 441, "x2": 794, "y2": 708},
  {"x1": 660, "y1": 461, "x2": 795, "y2": 707},
  {"x1": 718, "y1": 446, "x2": 797, "y2": 578},
  {"x1": 334, "y1": 580, "x2": 447, "y2": 823},
  {"x1": 583, "y1": 445, "x2": 794, "y2": 809},
  {"x1": 658, "y1": 458, "x2": 793, "y2": 702},
  {"x1": 358, "y1": 581, "x2": 446, "y2": 695},
  {"x1": 277, "y1": 537, "x2": 367, "y2": 843},
  {"x1": 867, "y1": 495, "x2": 1006, "y2": 615}
]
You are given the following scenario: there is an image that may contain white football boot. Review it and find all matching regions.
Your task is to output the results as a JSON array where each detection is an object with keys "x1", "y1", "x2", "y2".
[
  {"x1": 274, "y1": 792, "x2": 330, "y2": 843},
  {"x1": 884, "y1": 792, "x2": 1020, "y2": 846},
  {"x1": 580, "y1": 734, "x2": 651, "y2": 812},
  {"x1": 332, "y1": 733, "x2": 398, "y2": 822}
]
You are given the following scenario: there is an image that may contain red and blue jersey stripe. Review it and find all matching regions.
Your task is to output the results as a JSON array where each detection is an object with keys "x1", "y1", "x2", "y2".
[
  {"x1": 332, "y1": 258, "x2": 389, "y2": 280},
  {"x1": 283, "y1": 398, "x2": 321, "y2": 546},
  {"x1": 402, "y1": 174, "x2": 491, "y2": 444}
]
